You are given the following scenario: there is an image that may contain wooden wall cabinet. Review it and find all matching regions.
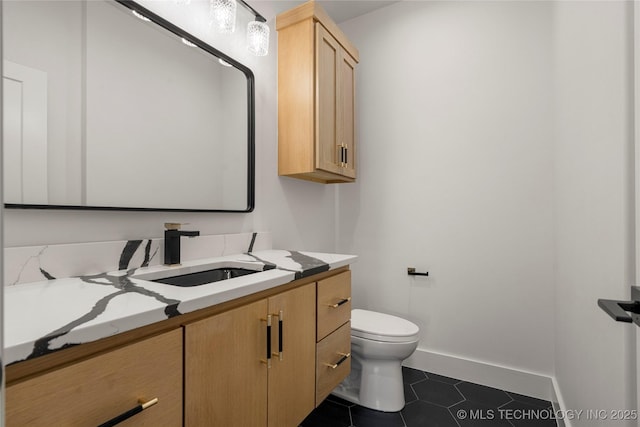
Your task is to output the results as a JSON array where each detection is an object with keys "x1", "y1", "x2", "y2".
[
  {"x1": 6, "y1": 329, "x2": 183, "y2": 427},
  {"x1": 277, "y1": 1, "x2": 359, "y2": 183},
  {"x1": 184, "y1": 283, "x2": 316, "y2": 427}
]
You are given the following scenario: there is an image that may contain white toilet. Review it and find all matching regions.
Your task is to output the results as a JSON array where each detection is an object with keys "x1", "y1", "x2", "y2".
[{"x1": 332, "y1": 309, "x2": 420, "y2": 412}]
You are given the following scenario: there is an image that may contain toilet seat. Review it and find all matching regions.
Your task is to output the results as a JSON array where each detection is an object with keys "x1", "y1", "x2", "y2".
[{"x1": 351, "y1": 309, "x2": 419, "y2": 343}]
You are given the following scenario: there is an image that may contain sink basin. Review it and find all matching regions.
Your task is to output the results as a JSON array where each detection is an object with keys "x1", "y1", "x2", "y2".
[
  {"x1": 151, "y1": 267, "x2": 258, "y2": 287},
  {"x1": 132, "y1": 261, "x2": 269, "y2": 287}
]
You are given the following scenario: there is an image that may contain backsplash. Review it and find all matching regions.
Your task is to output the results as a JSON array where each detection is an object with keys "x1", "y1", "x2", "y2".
[{"x1": 4, "y1": 231, "x2": 272, "y2": 286}]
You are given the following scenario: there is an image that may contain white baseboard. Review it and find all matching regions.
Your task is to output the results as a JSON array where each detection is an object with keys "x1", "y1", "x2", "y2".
[
  {"x1": 404, "y1": 347, "x2": 556, "y2": 402},
  {"x1": 550, "y1": 377, "x2": 571, "y2": 427}
]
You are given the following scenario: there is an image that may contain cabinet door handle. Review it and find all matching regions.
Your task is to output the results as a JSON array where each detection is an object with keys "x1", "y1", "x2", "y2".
[
  {"x1": 271, "y1": 310, "x2": 284, "y2": 360},
  {"x1": 324, "y1": 352, "x2": 351, "y2": 369},
  {"x1": 261, "y1": 314, "x2": 272, "y2": 368},
  {"x1": 277, "y1": 310, "x2": 283, "y2": 361},
  {"x1": 97, "y1": 398, "x2": 158, "y2": 427},
  {"x1": 327, "y1": 297, "x2": 351, "y2": 308},
  {"x1": 344, "y1": 147, "x2": 348, "y2": 166}
]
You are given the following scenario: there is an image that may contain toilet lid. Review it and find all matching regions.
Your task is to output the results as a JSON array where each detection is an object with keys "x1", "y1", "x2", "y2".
[{"x1": 351, "y1": 309, "x2": 420, "y2": 343}]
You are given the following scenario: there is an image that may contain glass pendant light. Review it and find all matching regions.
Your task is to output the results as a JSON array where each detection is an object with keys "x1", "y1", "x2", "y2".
[
  {"x1": 247, "y1": 19, "x2": 269, "y2": 56},
  {"x1": 211, "y1": 0, "x2": 237, "y2": 34}
]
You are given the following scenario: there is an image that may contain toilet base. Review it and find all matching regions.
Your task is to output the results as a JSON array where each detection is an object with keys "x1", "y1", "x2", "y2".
[
  {"x1": 331, "y1": 385, "x2": 361, "y2": 406},
  {"x1": 331, "y1": 355, "x2": 406, "y2": 412}
]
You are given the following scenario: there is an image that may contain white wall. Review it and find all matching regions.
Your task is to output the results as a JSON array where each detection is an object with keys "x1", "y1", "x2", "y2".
[
  {"x1": 338, "y1": 0, "x2": 555, "y2": 378},
  {"x1": 4, "y1": 0, "x2": 337, "y2": 253},
  {"x1": 554, "y1": 1, "x2": 635, "y2": 424},
  {"x1": 338, "y1": 0, "x2": 637, "y2": 418}
]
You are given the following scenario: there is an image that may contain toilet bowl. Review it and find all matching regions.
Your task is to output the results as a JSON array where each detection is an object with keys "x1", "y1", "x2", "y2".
[{"x1": 332, "y1": 309, "x2": 420, "y2": 412}]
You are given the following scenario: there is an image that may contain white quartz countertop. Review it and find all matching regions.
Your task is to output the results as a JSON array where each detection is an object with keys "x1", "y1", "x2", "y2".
[{"x1": 4, "y1": 250, "x2": 357, "y2": 365}]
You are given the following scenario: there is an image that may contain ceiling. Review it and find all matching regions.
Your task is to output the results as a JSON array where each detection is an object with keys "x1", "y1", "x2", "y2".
[{"x1": 255, "y1": 0, "x2": 400, "y2": 23}]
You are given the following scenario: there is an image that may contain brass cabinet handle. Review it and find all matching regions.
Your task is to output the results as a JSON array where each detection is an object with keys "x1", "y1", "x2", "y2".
[
  {"x1": 324, "y1": 352, "x2": 351, "y2": 369},
  {"x1": 97, "y1": 398, "x2": 158, "y2": 427},
  {"x1": 327, "y1": 297, "x2": 351, "y2": 308},
  {"x1": 271, "y1": 310, "x2": 284, "y2": 361},
  {"x1": 261, "y1": 314, "x2": 272, "y2": 368}
]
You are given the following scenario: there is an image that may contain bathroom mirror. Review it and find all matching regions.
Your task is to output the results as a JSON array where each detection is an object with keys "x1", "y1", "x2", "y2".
[{"x1": 2, "y1": 0, "x2": 255, "y2": 212}]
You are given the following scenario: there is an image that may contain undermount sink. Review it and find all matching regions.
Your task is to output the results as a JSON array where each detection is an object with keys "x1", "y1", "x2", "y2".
[
  {"x1": 151, "y1": 267, "x2": 258, "y2": 287},
  {"x1": 132, "y1": 261, "x2": 267, "y2": 287}
]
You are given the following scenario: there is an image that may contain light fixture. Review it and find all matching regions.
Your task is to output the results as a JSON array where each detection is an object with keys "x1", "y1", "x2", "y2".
[
  {"x1": 247, "y1": 19, "x2": 269, "y2": 56},
  {"x1": 210, "y1": 0, "x2": 237, "y2": 34},
  {"x1": 210, "y1": 0, "x2": 269, "y2": 56}
]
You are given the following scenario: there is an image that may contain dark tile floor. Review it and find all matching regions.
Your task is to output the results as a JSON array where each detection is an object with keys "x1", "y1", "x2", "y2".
[{"x1": 300, "y1": 367, "x2": 557, "y2": 427}]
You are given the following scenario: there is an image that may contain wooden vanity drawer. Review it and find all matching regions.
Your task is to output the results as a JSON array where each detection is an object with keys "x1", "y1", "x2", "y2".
[
  {"x1": 316, "y1": 321, "x2": 351, "y2": 406},
  {"x1": 317, "y1": 270, "x2": 351, "y2": 340},
  {"x1": 6, "y1": 329, "x2": 183, "y2": 427}
]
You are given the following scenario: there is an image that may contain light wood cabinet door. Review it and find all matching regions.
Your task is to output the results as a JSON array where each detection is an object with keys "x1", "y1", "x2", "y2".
[
  {"x1": 185, "y1": 299, "x2": 269, "y2": 427},
  {"x1": 185, "y1": 285, "x2": 317, "y2": 427},
  {"x1": 339, "y1": 49, "x2": 357, "y2": 179},
  {"x1": 267, "y1": 283, "x2": 317, "y2": 427},
  {"x1": 316, "y1": 24, "x2": 342, "y2": 177},
  {"x1": 315, "y1": 24, "x2": 358, "y2": 180},
  {"x1": 6, "y1": 329, "x2": 183, "y2": 427}
]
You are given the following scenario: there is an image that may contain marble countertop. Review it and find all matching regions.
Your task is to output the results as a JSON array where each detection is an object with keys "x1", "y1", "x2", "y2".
[{"x1": 5, "y1": 249, "x2": 357, "y2": 365}]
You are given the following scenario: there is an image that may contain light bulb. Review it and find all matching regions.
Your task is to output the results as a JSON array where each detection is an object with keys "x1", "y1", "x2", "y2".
[
  {"x1": 247, "y1": 20, "x2": 269, "y2": 56},
  {"x1": 210, "y1": 0, "x2": 237, "y2": 34}
]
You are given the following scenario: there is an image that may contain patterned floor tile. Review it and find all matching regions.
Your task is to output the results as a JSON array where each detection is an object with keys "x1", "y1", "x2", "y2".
[
  {"x1": 456, "y1": 381, "x2": 513, "y2": 407},
  {"x1": 413, "y1": 379, "x2": 465, "y2": 407},
  {"x1": 300, "y1": 399, "x2": 352, "y2": 427},
  {"x1": 426, "y1": 372, "x2": 464, "y2": 385},
  {"x1": 402, "y1": 400, "x2": 459, "y2": 427},
  {"x1": 304, "y1": 368, "x2": 557, "y2": 427},
  {"x1": 500, "y1": 400, "x2": 557, "y2": 427},
  {"x1": 402, "y1": 366, "x2": 428, "y2": 384},
  {"x1": 506, "y1": 391, "x2": 554, "y2": 409},
  {"x1": 451, "y1": 399, "x2": 513, "y2": 427},
  {"x1": 351, "y1": 406, "x2": 405, "y2": 427}
]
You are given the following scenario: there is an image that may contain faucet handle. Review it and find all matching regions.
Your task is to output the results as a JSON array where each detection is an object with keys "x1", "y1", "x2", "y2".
[{"x1": 164, "y1": 222, "x2": 189, "y2": 230}]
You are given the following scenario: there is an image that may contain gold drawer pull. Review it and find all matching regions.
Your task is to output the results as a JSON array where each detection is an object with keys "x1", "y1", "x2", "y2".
[
  {"x1": 260, "y1": 315, "x2": 272, "y2": 368},
  {"x1": 97, "y1": 398, "x2": 158, "y2": 427},
  {"x1": 327, "y1": 297, "x2": 351, "y2": 308},
  {"x1": 324, "y1": 352, "x2": 351, "y2": 369}
]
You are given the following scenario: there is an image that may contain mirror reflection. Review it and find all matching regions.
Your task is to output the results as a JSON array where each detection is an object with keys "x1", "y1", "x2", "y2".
[{"x1": 3, "y1": 0, "x2": 254, "y2": 211}]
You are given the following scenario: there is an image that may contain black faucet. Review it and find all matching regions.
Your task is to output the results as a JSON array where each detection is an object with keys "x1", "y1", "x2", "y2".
[{"x1": 164, "y1": 223, "x2": 200, "y2": 265}]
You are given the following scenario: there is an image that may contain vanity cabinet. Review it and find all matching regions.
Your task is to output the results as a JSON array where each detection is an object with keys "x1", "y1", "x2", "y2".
[
  {"x1": 184, "y1": 283, "x2": 316, "y2": 427},
  {"x1": 277, "y1": 1, "x2": 359, "y2": 183},
  {"x1": 6, "y1": 329, "x2": 183, "y2": 427},
  {"x1": 5, "y1": 268, "x2": 352, "y2": 427},
  {"x1": 315, "y1": 270, "x2": 352, "y2": 405}
]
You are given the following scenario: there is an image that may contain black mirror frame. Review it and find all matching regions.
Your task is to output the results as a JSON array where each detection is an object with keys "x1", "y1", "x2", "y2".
[{"x1": 4, "y1": 0, "x2": 255, "y2": 213}]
